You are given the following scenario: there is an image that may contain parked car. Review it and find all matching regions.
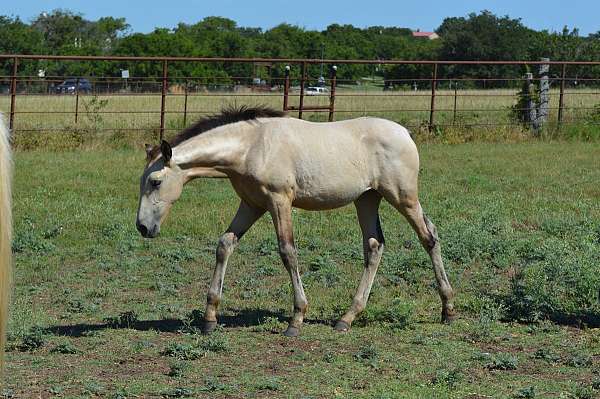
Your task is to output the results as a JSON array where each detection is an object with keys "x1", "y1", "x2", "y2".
[
  {"x1": 306, "y1": 86, "x2": 329, "y2": 95},
  {"x1": 54, "y1": 78, "x2": 92, "y2": 94}
]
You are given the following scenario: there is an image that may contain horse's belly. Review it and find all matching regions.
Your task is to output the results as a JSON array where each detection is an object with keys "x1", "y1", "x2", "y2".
[{"x1": 292, "y1": 184, "x2": 368, "y2": 210}]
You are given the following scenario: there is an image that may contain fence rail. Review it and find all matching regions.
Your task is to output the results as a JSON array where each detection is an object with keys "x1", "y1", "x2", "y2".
[{"x1": 1, "y1": 54, "x2": 599, "y2": 140}]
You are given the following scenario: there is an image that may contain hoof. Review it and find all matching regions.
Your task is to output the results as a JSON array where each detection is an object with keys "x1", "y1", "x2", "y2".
[
  {"x1": 202, "y1": 320, "x2": 218, "y2": 335},
  {"x1": 334, "y1": 320, "x2": 350, "y2": 332},
  {"x1": 283, "y1": 325, "x2": 300, "y2": 337},
  {"x1": 442, "y1": 309, "x2": 457, "y2": 324}
]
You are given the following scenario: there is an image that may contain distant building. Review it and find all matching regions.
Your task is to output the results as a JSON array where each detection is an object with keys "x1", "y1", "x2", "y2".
[{"x1": 412, "y1": 31, "x2": 439, "y2": 40}]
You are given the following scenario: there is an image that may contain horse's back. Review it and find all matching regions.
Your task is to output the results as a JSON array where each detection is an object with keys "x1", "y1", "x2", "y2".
[{"x1": 243, "y1": 117, "x2": 419, "y2": 210}]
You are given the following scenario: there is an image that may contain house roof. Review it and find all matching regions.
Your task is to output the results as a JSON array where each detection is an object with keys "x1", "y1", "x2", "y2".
[{"x1": 412, "y1": 31, "x2": 438, "y2": 38}]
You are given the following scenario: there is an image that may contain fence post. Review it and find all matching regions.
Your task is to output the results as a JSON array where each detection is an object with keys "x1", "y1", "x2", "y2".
[
  {"x1": 75, "y1": 77, "x2": 80, "y2": 123},
  {"x1": 525, "y1": 72, "x2": 537, "y2": 129},
  {"x1": 9, "y1": 57, "x2": 18, "y2": 130},
  {"x1": 328, "y1": 65, "x2": 337, "y2": 122},
  {"x1": 452, "y1": 81, "x2": 458, "y2": 125},
  {"x1": 183, "y1": 80, "x2": 188, "y2": 126},
  {"x1": 283, "y1": 65, "x2": 290, "y2": 111},
  {"x1": 429, "y1": 62, "x2": 438, "y2": 132},
  {"x1": 298, "y1": 62, "x2": 307, "y2": 119},
  {"x1": 536, "y1": 58, "x2": 550, "y2": 130},
  {"x1": 558, "y1": 63, "x2": 566, "y2": 126},
  {"x1": 160, "y1": 59, "x2": 168, "y2": 141}
]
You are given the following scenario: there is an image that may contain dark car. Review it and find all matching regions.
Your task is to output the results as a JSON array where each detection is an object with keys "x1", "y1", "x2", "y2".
[{"x1": 54, "y1": 78, "x2": 92, "y2": 94}]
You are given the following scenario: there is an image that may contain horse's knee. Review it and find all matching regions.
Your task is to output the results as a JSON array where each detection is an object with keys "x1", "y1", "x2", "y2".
[
  {"x1": 278, "y1": 242, "x2": 297, "y2": 264},
  {"x1": 216, "y1": 232, "x2": 237, "y2": 261},
  {"x1": 365, "y1": 238, "x2": 384, "y2": 267},
  {"x1": 422, "y1": 215, "x2": 439, "y2": 251}
]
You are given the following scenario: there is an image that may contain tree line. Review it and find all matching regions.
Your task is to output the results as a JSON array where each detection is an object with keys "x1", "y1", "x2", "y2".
[{"x1": 1, "y1": 9, "x2": 600, "y2": 88}]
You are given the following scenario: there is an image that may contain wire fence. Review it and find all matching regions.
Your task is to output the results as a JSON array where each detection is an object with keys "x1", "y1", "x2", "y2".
[{"x1": 1, "y1": 54, "x2": 599, "y2": 140}]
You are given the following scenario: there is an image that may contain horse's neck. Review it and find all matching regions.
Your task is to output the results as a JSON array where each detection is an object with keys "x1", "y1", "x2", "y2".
[{"x1": 173, "y1": 122, "x2": 254, "y2": 177}]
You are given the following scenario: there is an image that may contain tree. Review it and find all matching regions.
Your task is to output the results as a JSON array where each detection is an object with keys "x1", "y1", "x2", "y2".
[
  {"x1": 436, "y1": 10, "x2": 536, "y2": 86},
  {"x1": 0, "y1": 16, "x2": 44, "y2": 75}
]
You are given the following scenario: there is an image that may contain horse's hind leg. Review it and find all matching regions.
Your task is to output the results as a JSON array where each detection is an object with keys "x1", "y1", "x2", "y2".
[
  {"x1": 388, "y1": 196, "x2": 456, "y2": 323},
  {"x1": 335, "y1": 190, "x2": 384, "y2": 332},
  {"x1": 203, "y1": 201, "x2": 265, "y2": 334}
]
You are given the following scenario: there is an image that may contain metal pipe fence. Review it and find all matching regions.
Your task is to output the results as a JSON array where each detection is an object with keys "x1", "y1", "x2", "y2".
[{"x1": 1, "y1": 54, "x2": 600, "y2": 141}]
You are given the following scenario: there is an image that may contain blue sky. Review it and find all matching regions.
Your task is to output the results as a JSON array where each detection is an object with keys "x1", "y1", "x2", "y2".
[{"x1": 5, "y1": 0, "x2": 599, "y2": 35}]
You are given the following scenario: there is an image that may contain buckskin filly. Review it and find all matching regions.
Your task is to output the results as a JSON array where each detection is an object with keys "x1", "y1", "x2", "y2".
[{"x1": 136, "y1": 106, "x2": 455, "y2": 337}]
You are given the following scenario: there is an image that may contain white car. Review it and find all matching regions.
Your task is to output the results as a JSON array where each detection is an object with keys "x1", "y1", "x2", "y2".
[{"x1": 306, "y1": 86, "x2": 329, "y2": 95}]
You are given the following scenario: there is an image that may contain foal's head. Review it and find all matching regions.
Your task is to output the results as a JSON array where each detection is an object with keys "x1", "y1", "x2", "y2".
[{"x1": 136, "y1": 141, "x2": 185, "y2": 238}]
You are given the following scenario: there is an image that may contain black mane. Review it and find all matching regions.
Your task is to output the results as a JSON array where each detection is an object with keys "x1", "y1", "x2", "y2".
[
  {"x1": 149, "y1": 105, "x2": 286, "y2": 160},
  {"x1": 179, "y1": 104, "x2": 283, "y2": 141}
]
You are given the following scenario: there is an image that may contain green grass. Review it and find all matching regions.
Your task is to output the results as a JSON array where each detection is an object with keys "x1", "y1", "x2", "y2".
[{"x1": 4, "y1": 143, "x2": 600, "y2": 397}]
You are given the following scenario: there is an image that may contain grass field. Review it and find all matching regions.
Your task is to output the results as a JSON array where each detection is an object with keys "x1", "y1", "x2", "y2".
[
  {"x1": 3, "y1": 142, "x2": 600, "y2": 398},
  {"x1": 1, "y1": 87, "x2": 600, "y2": 147}
]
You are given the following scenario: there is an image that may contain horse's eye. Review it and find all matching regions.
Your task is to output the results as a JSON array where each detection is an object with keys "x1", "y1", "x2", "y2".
[{"x1": 151, "y1": 179, "x2": 162, "y2": 188}]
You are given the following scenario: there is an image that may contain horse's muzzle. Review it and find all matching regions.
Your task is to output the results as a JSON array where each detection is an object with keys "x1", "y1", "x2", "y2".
[{"x1": 136, "y1": 222, "x2": 159, "y2": 238}]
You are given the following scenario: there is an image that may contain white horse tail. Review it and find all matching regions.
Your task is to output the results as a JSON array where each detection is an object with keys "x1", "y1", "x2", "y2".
[{"x1": 0, "y1": 113, "x2": 12, "y2": 373}]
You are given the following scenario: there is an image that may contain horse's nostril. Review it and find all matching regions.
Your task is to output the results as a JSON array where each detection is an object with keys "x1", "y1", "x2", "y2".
[{"x1": 137, "y1": 223, "x2": 148, "y2": 237}]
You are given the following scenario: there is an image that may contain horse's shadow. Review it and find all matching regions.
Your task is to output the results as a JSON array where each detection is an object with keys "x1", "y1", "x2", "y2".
[{"x1": 46, "y1": 309, "x2": 330, "y2": 337}]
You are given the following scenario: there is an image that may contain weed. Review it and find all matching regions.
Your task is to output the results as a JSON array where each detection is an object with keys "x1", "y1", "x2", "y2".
[
  {"x1": 486, "y1": 353, "x2": 518, "y2": 371},
  {"x1": 198, "y1": 377, "x2": 230, "y2": 392},
  {"x1": 104, "y1": 311, "x2": 139, "y2": 328},
  {"x1": 254, "y1": 377, "x2": 281, "y2": 391},
  {"x1": 160, "y1": 247, "x2": 197, "y2": 263},
  {"x1": 571, "y1": 384, "x2": 595, "y2": 399},
  {"x1": 18, "y1": 327, "x2": 46, "y2": 351},
  {"x1": 82, "y1": 95, "x2": 109, "y2": 131},
  {"x1": 161, "y1": 387, "x2": 194, "y2": 398},
  {"x1": 304, "y1": 254, "x2": 340, "y2": 287},
  {"x1": 50, "y1": 342, "x2": 79, "y2": 354},
  {"x1": 252, "y1": 316, "x2": 285, "y2": 333},
  {"x1": 168, "y1": 361, "x2": 190, "y2": 378},
  {"x1": 532, "y1": 348, "x2": 560, "y2": 362},
  {"x1": 256, "y1": 263, "x2": 279, "y2": 277},
  {"x1": 357, "y1": 299, "x2": 415, "y2": 330},
  {"x1": 162, "y1": 342, "x2": 204, "y2": 360},
  {"x1": 323, "y1": 351, "x2": 336, "y2": 363},
  {"x1": 512, "y1": 386, "x2": 536, "y2": 399},
  {"x1": 198, "y1": 334, "x2": 229, "y2": 353},
  {"x1": 354, "y1": 343, "x2": 379, "y2": 368},
  {"x1": 132, "y1": 340, "x2": 155, "y2": 352},
  {"x1": 565, "y1": 353, "x2": 593, "y2": 368},
  {"x1": 431, "y1": 368, "x2": 463, "y2": 389},
  {"x1": 83, "y1": 382, "x2": 105, "y2": 395},
  {"x1": 11, "y1": 221, "x2": 55, "y2": 253}
]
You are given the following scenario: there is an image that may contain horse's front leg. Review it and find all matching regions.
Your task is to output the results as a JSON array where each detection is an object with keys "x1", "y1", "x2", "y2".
[
  {"x1": 268, "y1": 196, "x2": 308, "y2": 337},
  {"x1": 203, "y1": 201, "x2": 265, "y2": 334}
]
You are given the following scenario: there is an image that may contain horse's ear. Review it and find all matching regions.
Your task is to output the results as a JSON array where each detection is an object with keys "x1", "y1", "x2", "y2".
[
  {"x1": 144, "y1": 144, "x2": 154, "y2": 162},
  {"x1": 144, "y1": 144, "x2": 156, "y2": 162},
  {"x1": 161, "y1": 140, "x2": 172, "y2": 163}
]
